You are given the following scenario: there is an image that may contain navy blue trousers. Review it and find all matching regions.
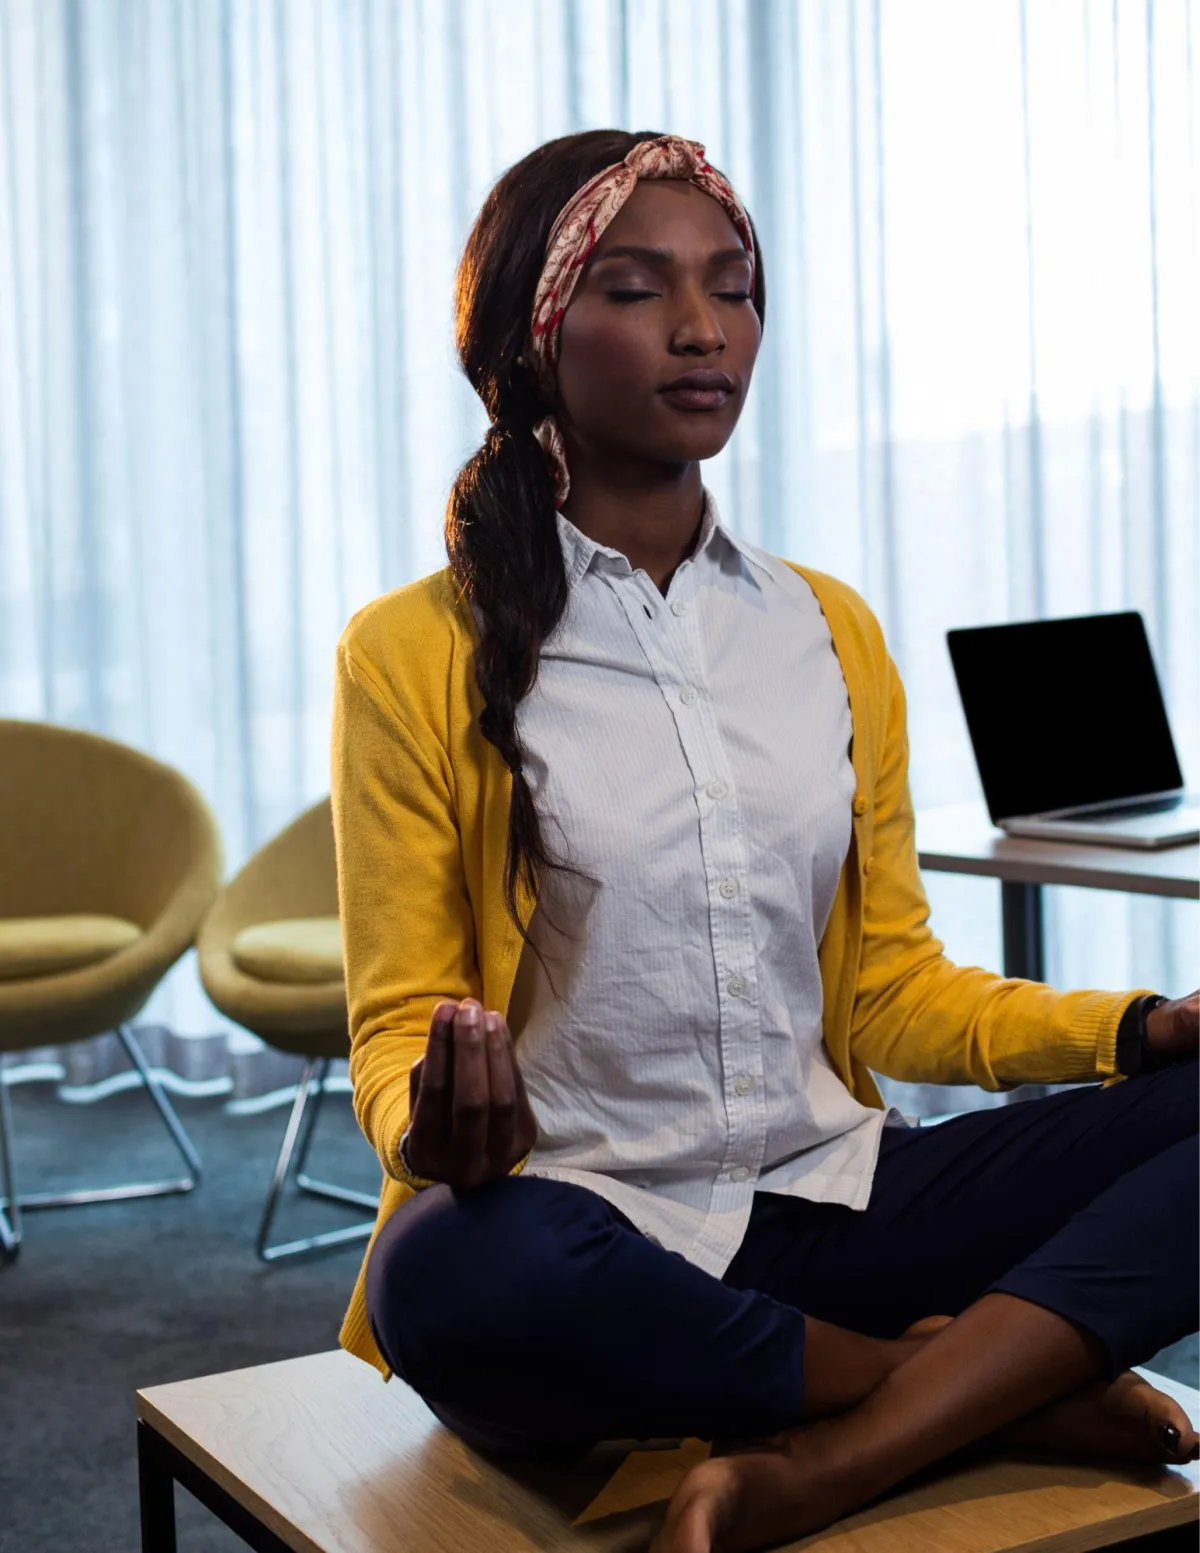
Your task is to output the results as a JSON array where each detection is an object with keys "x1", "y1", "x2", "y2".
[{"x1": 366, "y1": 1060, "x2": 1198, "y2": 1456}]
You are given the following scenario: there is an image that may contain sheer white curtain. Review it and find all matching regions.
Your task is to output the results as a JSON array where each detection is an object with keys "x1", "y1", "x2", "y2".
[{"x1": 0, "y1": 0, "x2": 1195, "y2": 1106}]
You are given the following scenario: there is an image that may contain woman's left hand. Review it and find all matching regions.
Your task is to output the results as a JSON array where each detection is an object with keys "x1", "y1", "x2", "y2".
[{"x1": 1144, "y1": 990, "x2": 1199, "y2": 1062}]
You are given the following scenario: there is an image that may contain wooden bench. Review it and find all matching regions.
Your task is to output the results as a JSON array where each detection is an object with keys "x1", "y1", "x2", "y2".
[{"x1": 136, "y1": 1350, "x2": 1199, "y2": 1552}]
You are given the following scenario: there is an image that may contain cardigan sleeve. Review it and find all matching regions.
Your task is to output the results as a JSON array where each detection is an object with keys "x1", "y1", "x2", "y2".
[
  {"x1": 330, "y1": 637, "x2": 482, "y2": 1181},
  {"x1": 845, "y1": 653, "x2": 1152, "y2": 1089}
]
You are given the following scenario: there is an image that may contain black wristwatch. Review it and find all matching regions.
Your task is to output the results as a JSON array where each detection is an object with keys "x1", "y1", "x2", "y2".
[{"x1": 1115, "y1": 993, "x2": 1171, "y2": 1076}]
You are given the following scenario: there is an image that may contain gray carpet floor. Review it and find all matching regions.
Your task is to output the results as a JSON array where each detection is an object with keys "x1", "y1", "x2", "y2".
[
  {"x1": 0, "y1": 1079, "x2": 382, "y2": 1553},
  {"x1": 1, "y1": 1079, "x2": 1197, "y2": 1553}
]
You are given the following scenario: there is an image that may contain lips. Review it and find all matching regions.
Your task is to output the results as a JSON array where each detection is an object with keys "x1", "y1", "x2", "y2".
[
  {"x1": 659, "y1": 370, "x2": 735, "y2": 393},
  {"x1": 658, "y1": 370, "x2": 736, "y2": 411}
]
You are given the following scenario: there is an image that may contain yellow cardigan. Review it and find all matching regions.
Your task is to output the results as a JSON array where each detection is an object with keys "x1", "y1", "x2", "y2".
[{"x1": 330, "y1": 560, "x2": 1148, "y2": 1379}]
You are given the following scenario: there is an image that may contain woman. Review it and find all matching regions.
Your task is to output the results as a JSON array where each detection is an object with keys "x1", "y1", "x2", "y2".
[{"x1": 331, "y1": 130, "x2": 1198, "y2": 1553}]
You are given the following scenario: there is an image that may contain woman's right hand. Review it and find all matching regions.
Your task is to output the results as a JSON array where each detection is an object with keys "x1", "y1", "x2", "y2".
[{"x1": 403, "y1": 998, "x2": 539, "y2": 1190}]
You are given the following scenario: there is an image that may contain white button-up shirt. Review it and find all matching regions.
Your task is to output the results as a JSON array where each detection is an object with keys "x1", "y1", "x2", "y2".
[{"x1": 507, "y1": 489, "x2": 906, "y2": 1279}]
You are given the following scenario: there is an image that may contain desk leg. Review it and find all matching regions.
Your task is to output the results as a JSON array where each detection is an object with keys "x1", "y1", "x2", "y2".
[
  {"x1": 138, "y1": 1420, "x2": 177, "y2": 1553},
  {"x1": 1001, "y1": 881, "x2": 1045, "y2": 983}
]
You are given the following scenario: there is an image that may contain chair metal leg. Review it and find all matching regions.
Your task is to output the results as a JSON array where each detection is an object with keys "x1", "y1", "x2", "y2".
[
  {"x1": 293, "y1": 1060, "x2": 379, "y2": 1212},
  {"x1": 0, "y1": 1069, "x2": 21, "y2": 1259},
  {"x1": 256, "y1": 1056, "x2": 377, "y2": 1263},
  {"x1": 0, "y1": 1025, "x2": 201, "y2": 1218}
]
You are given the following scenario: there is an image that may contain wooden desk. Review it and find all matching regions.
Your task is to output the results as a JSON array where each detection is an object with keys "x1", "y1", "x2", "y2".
[
  {"x1": 916, "y1": 802, "x2": 1200, "y2": 982},
  {"x1": 136, "y1": 1348, "x2": 1199, "y2": 1552}
]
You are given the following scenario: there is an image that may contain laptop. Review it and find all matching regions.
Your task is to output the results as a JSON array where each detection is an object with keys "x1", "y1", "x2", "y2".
[{"x1": 946, "y1": 611, "x2": 1200, "y2": 850}]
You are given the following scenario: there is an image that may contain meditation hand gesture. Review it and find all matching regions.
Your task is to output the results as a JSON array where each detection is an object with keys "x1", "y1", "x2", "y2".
[{"x1": 403, "y1": 999, "x2": 538, "y2": 1191}]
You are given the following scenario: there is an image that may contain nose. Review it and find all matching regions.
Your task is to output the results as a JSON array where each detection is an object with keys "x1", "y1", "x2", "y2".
[{"x1": 669, "y1": 281, "x2": 727, "y2": 356}]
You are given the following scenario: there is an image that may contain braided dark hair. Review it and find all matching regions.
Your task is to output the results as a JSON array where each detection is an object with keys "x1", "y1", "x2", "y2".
[{"x1": 445, "y1": 129, "x2": 767, "y2": 977}]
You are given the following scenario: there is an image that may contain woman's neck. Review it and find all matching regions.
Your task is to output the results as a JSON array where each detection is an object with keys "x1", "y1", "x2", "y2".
[{"x1": 559, "y1": 448, "x2": 706, "y2": 596}]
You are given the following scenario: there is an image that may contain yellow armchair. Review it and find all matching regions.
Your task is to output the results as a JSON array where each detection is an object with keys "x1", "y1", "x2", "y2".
[
  {"x1": 197, "y1": 798, "x2": 376, "y2": 1261},
  {"x1": 0, "y1": 719, "x2": 223, "y2": 1258}
]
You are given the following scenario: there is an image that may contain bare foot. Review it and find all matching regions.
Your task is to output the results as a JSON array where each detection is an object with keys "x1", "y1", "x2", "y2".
[
  {"x1": 1000, "y1": 1369, "x2": 1200, "y2": 1463},
  {"x1": 660, "y1": 1318, "x2": 959, "y2": 1553},
  {"x1": 893, "y1": 1318, "x2": 1197, "y2": 1465},
  {"x1": 863, "y1": 1316, "x2": 1192, "y2": 1459},
  {"x1": 849, "y1": 1316, "x2": 1198, "y2": 1466},
  {"x1": 654, "y1": 1314, "x2": 1199, "y2": 1553},
  {"x1": 652, "y1": 1418, "x2": 853, "y2": 1553}
]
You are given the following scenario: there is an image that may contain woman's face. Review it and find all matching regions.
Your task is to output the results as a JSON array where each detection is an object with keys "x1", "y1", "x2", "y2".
[{"x1": 553, "y1": 179, "x2": 761, "y2": 470}]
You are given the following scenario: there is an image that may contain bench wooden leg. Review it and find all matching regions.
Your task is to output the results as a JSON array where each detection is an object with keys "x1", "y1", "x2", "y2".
[
  {"x1": 137, "y1": 1420, "x2": 177, "y2": 1553},
  {"x1": 137, "y1": 1416, "x2": 295, "y2": 1553}
]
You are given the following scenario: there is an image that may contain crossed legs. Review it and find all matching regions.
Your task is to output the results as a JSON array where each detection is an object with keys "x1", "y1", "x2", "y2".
[{"x1": 366, "y1": 1061, "x2": 1198, "y2": 1548}]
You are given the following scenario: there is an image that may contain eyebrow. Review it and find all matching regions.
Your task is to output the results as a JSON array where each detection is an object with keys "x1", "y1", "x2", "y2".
[{"x1": 588, "y1": 244, "x2": 750, "y2": 268}]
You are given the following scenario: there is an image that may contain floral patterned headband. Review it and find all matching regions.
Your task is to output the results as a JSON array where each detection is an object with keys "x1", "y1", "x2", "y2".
[{"x1": 521, "y1": 134, "x2": 755, "y2": 507}]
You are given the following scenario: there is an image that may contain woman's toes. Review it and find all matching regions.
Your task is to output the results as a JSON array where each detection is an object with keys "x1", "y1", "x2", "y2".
[
  {"x1": 999, "y1": 1373, "x2": 1198, "y2": 1464},
  {"x1": 1103, "y1": 1372, "x2": 1200, "y2": 1460}
]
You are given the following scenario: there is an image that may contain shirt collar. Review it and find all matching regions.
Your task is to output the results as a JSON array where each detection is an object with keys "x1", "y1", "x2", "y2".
[{"x1": 556, "y1": 487, "x2": 772, "y2": 592}]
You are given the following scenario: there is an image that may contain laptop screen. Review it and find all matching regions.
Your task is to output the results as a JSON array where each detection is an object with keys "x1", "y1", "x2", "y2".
[{"x1": 946, "y1": 611, "x2": 1184, "y2": 822}]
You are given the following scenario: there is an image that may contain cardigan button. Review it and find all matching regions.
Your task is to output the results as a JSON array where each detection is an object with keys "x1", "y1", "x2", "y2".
[
  {"x1": 863, "y1": 856, "x2": 874, "y2": 875},
  {"x1": 852, "y1": 794, "x2": 868, "y2": 816}
]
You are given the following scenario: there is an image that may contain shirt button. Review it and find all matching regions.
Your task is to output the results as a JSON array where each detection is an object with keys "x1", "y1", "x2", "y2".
[
  {"x1": 727, "y1": 975, "x2": 747, "y2": 997},
  {"x1": 729, "y1": 1166, "x2": 751, "y2": 1183},
  {"x1": 734, "y1": 1074, "x2": 755, "y2": 1096},
  {"x1": 853, "y1": 794, "x2": 868, "y2": 816},
  {"x1": 706, "y1": 779, "x2": 729, "y2": 800},
  {"x1": 670, "y1": 600, "x2": 687, "y2": 616},
  {"x1": 679, "y1": 686, "x2": 698, "y2": 707},
  {"x1": 719, "y1": 877, "x2": 739, "y2": 899}
]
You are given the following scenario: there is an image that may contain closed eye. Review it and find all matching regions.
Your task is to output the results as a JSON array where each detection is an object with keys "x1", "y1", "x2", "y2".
[{"x1": 606, "y1": 290, "x2": 753, "y2": 302}]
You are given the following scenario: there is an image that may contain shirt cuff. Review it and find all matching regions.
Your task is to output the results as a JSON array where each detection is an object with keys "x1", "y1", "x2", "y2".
[{"x1": 396, "y1": 1131, "x2": 534, "y2": 1189}]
